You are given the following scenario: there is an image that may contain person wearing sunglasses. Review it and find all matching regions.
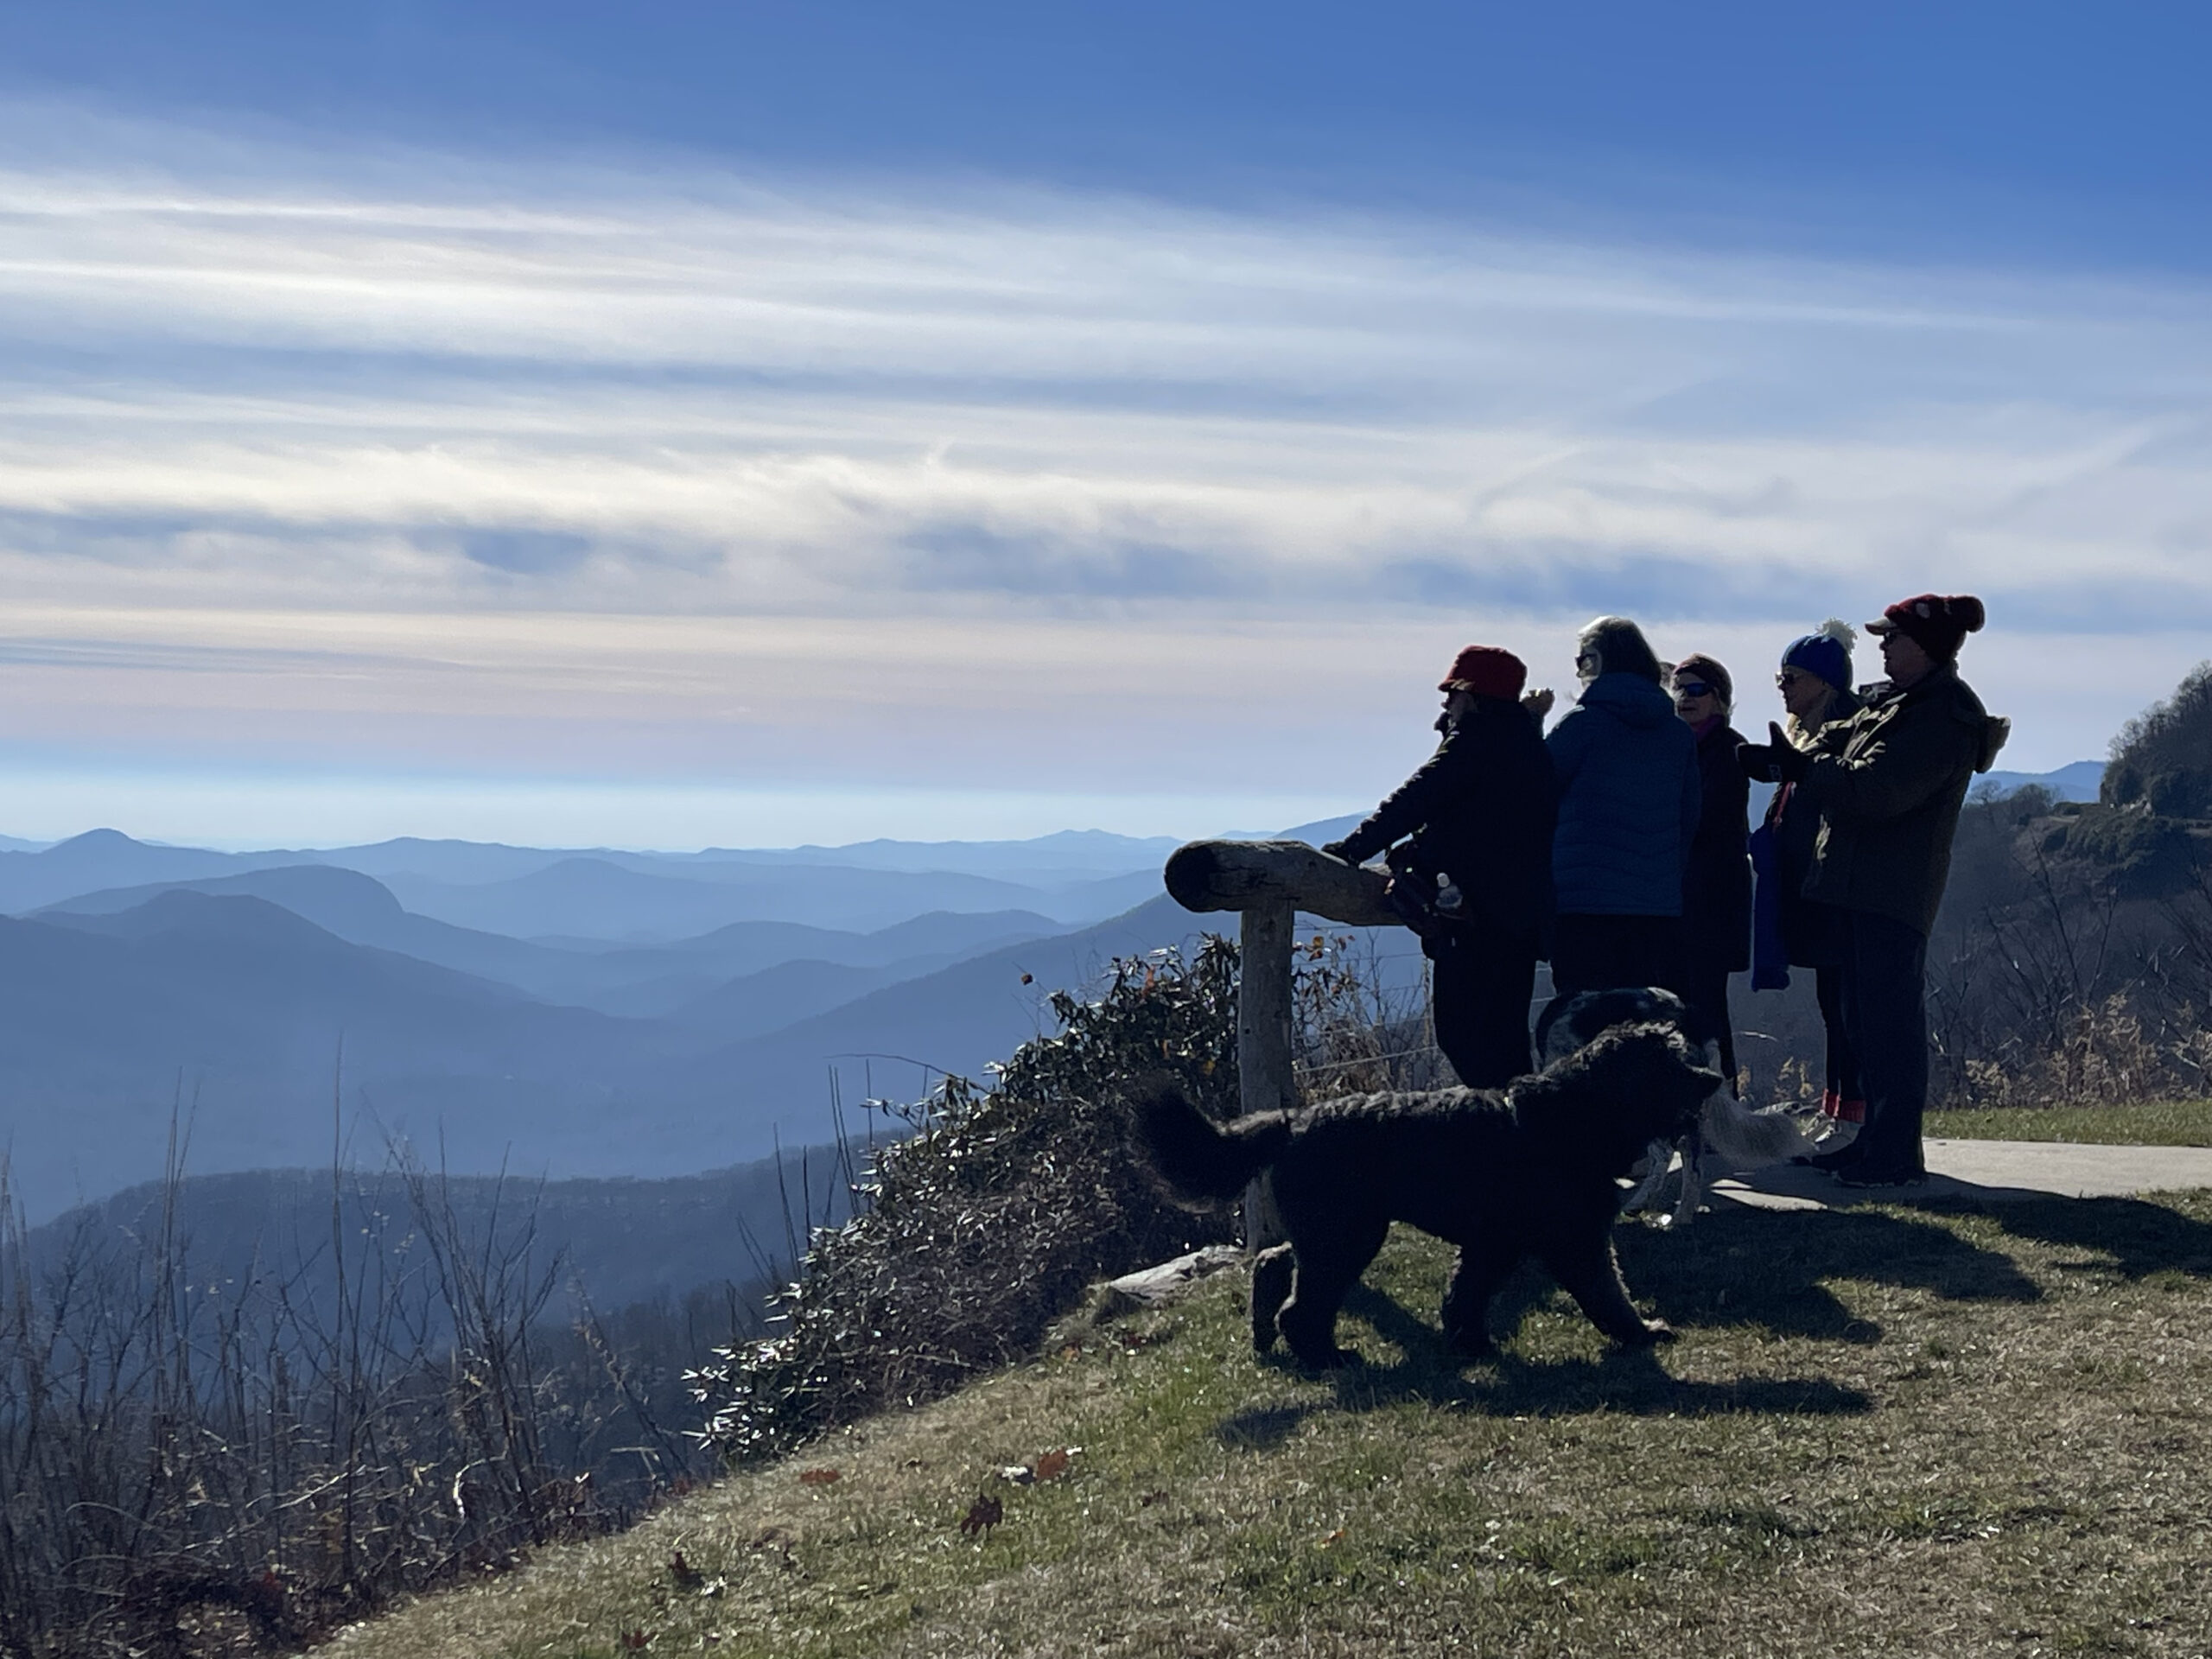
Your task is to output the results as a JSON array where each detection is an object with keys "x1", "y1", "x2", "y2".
[
  {"x1": 1738, "y1": 594, "x2": 2010, "y2": 1187},
  {"x1": 1746, "y1": 621, "x2": 1866, "y2": 1147},
  {"x1": 1544, "y1": 615, "x2": 1701, "y2": 1007},
  {"x1": 1670, "y1": 652, "x2": 1751, "y2": 1093}
]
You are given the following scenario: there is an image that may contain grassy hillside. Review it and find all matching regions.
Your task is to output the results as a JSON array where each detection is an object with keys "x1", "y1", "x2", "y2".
[{"x1": 321, "y1": 1192, "x2": 2212, "y2": 1659}]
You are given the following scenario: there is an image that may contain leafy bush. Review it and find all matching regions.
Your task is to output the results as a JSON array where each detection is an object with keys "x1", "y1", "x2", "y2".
[
  {"x1": 2056, "y1": 806, "x2": 2204, "y2": 898},
  {"x1": 690, "y1": 939, "x2": 1243, "y2": 1465},
  {"x1": 2104, "y1": 660, "x2": 2212, "y2": 817}
]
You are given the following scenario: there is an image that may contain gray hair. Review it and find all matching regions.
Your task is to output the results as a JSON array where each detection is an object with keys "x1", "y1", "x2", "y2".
[{"x1": 1575, "y1": 616, "x2": 1664, "y2": 684}]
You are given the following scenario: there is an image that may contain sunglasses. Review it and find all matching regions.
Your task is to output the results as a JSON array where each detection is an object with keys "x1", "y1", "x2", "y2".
[
  {"x1": 1775, "y1": 671, "x2": 1812, "y2": 688},
  {"x1": 1674, "y1": 681, "x2": 1715, "y2": 699}
]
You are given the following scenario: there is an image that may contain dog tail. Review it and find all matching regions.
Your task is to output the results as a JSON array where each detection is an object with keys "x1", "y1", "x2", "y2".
[{"x1": 1131, "y1": 1087, "x2": 1289, "y2": 1205}]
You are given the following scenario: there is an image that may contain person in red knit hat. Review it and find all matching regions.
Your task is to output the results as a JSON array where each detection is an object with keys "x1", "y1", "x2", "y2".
[
  {"x1": 1741, "y1": 593, "x2": 2011, "y2": 1186},
  {"x1": 1323, "y1": 645, "x2": 1556, "y2": 1086}
]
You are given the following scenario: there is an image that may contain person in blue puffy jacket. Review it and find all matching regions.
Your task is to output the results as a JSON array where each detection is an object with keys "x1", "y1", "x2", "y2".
[{"x1": 1542, "y1": 615, "x2": 1701, "y2": 1003}]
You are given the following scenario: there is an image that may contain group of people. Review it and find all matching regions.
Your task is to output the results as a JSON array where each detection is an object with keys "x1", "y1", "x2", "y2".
[{"x1": 1323, "y1": 592, "x2": 2010, "y2": 1189}]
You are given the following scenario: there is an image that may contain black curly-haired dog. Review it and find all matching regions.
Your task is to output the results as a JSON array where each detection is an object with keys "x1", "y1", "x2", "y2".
[{"x1": 1134, "y1": 1024, "x2": 1720, "y2": 1369}]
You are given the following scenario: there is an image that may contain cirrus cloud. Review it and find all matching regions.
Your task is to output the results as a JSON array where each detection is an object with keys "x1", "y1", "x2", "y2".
[{"x1": 0, "y1": 123, "x2": 2206, "y2": 837}]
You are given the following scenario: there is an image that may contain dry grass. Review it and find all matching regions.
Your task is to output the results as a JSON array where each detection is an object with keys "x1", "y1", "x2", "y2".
[
  {"x1": 315, "y1": 1189, "x2": 2212, "y2": 1659},
  {"x1": 1928, "y1": 1099, "x2": 2212, "y2": 1147}
]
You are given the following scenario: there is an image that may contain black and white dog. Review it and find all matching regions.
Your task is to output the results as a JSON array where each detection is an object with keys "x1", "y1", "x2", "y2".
[{"x1": 1535, "y1": 988, "x2": 1817, "y2": 1225}]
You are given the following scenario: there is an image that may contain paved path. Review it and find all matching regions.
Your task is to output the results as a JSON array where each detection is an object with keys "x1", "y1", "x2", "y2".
[{"x1": 1713, "y1": 1138, "x2": 2212, "y2": 1212}]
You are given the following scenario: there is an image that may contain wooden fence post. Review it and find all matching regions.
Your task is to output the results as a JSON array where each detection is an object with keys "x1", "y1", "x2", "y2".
[{"x1": 1161, "y1": 840, "x2": 1398, "y2": 1249}]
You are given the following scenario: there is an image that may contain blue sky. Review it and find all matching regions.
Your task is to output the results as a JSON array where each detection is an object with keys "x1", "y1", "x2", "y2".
[{"x1": 0, "y1": 3, "x2": 2207, "y2": 846}]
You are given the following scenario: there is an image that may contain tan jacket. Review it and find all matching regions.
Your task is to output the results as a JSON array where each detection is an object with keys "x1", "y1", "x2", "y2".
[{"x1": 1797, "y1": 666, "x2": 2010, "y2": 936}]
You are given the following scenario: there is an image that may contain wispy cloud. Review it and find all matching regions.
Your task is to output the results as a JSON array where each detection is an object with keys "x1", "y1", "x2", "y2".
[{"x1": 0, "y1": 122, "x2": 2206, "y2": 832}]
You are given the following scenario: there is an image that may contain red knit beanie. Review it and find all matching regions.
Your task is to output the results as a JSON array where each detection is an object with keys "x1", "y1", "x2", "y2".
[
  {"x1": 1438, "y1": 645, "x2": 1528, "y2": 701},
  {"x1": 1868, "y1": 594, "x2": 1986, "y2": 662}
]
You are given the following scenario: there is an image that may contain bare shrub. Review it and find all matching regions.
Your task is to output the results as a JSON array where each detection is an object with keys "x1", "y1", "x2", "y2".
[
  {"x1": 1924, "y1": 787, "x2": 2212, "y2": 1109},
  {"x1": 0, "y1": 1130, "x2": 728, "y2": 1658},
  {"x1": 1291, "y1": 929, "x2": 1456, "y2": 1097}
]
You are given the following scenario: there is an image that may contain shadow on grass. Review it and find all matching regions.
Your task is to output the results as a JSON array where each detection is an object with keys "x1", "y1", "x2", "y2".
[
  {"x1": 1211, "y1": 1193, "x2": 2212, "y2": 1449},
  {"x1": 1976, "y1": 1194, "x2": 2212, "y2": 1280},
  {"x1": 1210, "y1": 1202, "x2": 2059, "y2": 1447},
  {"x1": 1612, "y1": 1204, "x2": 2044, "y2": 1341},
  {"x1": 1218, "y1": 1331, "x2": 1870, "y2": 1449}
]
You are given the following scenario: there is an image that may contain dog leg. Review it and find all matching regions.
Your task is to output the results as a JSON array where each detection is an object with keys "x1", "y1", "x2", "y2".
[
  {"x1": 1274, "y1": 1217, "x2": 1387, "y2": 1371},
  {"x1": 1663, "y1": 1130, "x2": 1704, "y2": 1230},
  {"x1": 1543, "y1": 1236, "x2": 1675, "y2": 1348},
  {"x1": 1620, "y1": 1137, "x2": 1676, "y2": 1216},
  {"x1": 1249, "y1": 1244, "x2": 1294, "y2": 1354},
  {"x1": 1440, "y1": 1239, "x2": 1517, "y2": 1360}
]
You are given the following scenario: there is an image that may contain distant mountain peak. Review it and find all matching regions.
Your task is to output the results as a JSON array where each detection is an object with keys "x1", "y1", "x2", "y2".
[{"x1": 46, "y1": 828, "x2": 150, "y2": 854}]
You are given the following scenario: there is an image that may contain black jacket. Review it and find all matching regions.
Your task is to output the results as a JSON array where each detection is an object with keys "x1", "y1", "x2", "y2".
[
  {"x1": 1683, "y1": 721, "x2": 1751, "y2": 974},
  {"x1": 1332, "y1": 698, "x2": 1557, "y2": 937}
]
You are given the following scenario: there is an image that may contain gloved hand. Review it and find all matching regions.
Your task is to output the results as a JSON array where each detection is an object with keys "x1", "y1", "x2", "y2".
[
  {"x1": 1320, "y1": 839, "x2": 1356, "y2": 862},
  {"x1": 1765, "y1": 721, "x2": 1810, "y2": 783},
  {"x1": 1736, "y1": 740, "x2": 1777, "y2": 783}
]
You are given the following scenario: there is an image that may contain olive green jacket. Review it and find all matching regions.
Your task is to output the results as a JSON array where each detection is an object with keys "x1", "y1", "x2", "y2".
[{"x1": 1797, "y1": 665, "x2": 2011, "y2": 936}]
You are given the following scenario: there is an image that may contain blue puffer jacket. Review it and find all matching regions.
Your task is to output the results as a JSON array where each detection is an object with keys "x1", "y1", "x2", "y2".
[{"x1": 1546, "y1": 673, "x2": 1702, "y2": 917}]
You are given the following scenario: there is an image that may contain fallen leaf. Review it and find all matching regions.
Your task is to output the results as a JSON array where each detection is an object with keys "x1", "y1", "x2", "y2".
[
  {"x1": 1058, "y1": 1342, "x2": 1083, "y2": 1361},
  {"x1": 1033, "y1": 1447, "x2": 1073, "y2": 1482},
  {"x1": 619, "y1": 1631, "x2": 652, "y2": 1651},
  {"x1": 959, "y1": 1493, "x2": 1004, "y2": 1537},
  {"x1": 798, "y1": 1467, "x2": 841, "y2": 1486},
  {"x1": 669, "y1": 1552, "x2": 703, "y2": 1592},
  {"x1": 1318, "y1": 1529, "x2": 1346, "y2": 1549}
]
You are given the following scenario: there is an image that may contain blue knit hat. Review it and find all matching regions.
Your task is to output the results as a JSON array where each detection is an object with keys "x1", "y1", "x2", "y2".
[{"x1": 1781, "y1": 620, "x2": 1854, "y2": 690}]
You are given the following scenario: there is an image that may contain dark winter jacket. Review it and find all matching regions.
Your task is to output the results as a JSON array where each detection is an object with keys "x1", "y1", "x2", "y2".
[
  {"x1": 1546, "y1": 673, "x2": 1701, "y2": 918},
  {"x1": 1749, "y1": 692, "x2": 1864, "y2": 985},
  {"x1": 1684, "y1": 721, "x2": 1751, "y2": 974},
  {"x1": 1797, "y1": 664, "x2": 2010, "y2": 936},
  {"x1": 1332, "y1": 696, "x2": 1557, "y2": 937}
]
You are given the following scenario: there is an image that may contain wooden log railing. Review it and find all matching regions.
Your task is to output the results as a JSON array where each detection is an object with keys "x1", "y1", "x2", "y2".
[{"x1": 1161, "y1": 839, "x2": 1399, "y2": 1248}]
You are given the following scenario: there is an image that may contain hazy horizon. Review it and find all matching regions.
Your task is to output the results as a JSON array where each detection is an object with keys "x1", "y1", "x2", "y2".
[{"x1": 0, "y1": 753, "x2": 2106, "y2": 856}]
